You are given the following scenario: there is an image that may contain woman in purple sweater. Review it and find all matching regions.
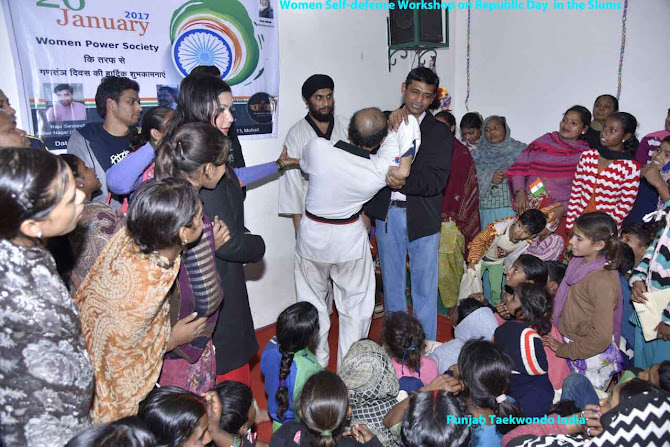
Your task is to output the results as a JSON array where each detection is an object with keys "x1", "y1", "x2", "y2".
[{"x1": 106, "y1": 105, "x2": 297, "y2": 197}]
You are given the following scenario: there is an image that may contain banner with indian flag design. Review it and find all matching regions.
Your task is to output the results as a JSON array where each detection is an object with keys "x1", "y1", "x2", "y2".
[{"x1": 2, "y1": 0, "x2": 279, "y2": 152}]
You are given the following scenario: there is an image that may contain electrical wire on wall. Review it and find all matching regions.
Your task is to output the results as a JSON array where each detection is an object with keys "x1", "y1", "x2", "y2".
[{"x1": 616, "y1": 0, "x2": 629, "y2": 100}]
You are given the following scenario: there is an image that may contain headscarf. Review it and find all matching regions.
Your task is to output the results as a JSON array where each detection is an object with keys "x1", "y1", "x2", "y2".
[
  {"x1": 301, "y1": 74, "x2": 334, "y2": 101},
  {"x1": 472, "y1": 116, "x2": 527, "y2": 197},
  {"x1": 506, "y1": 131, "x2": 590, "y2": 180},
  {"x1": 338, "y1": 340, "x2": 400, "y2": 447}
]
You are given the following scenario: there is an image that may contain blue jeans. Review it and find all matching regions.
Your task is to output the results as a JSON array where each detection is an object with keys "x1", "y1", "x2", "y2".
[
  {"x1": 561, "y1": 373, "x2": 600, "y2": 410},
  {"x1": 375, "y1": 206, "x2": 439, "y2": 340}
]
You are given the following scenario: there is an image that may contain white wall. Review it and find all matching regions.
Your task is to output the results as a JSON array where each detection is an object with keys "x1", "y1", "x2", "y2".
[
  {"x1": 448, "y1": 0, "x2": 670, "y2": 143},
  {"x1": 2, "y1": 1, "x2": 668, "y2": 328}
]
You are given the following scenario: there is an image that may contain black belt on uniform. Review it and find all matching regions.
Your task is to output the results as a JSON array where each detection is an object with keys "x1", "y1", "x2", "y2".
[
  {"x1": 390, "y1": 200, "x2": 407, "y2": 208},
  {"x1": 305, "y1": 209, "x2": 360, "y2": 225}
]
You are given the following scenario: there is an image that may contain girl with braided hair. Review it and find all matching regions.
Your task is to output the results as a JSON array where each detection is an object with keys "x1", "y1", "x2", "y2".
[{"x1": 261, "y1": 302, "x2": 322, "y2": 431}]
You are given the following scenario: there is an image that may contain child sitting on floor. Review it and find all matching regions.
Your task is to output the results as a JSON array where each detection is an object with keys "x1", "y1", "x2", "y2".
[
  {"x1": 452, "y1": 340, "x2": 523, "y2": 445},
  {"x1": 204, "y1": 381, "x2": 264, "y2": 447},
  {"x1": 261, "y1": 302, "x2": 322, "y2": 431},
  {"x1": 382, "y1": 312, "x2": 439, "y2": 392},
  {"x1": 502, "y1": 377, "x2": 670, "y2": 445},
  {"x1": 495, "y1": 254, "x2": 547, "y2": 318},
  {"x1": 544, "y1": 261, "x2": 567, "y2": 298},
  {"x1": 504, "y1": 253, "x2": 548, "y2": 289},
  {"x1": 65, "y1": 417, "x2": 156, "y2": 447},
  {"x1": 638, "y1": 360, "x2": 670, "y2": 392},
  {"x1": 467, "y1": 209, "x2": 547, "y2": 305},
  {"x1": 138, "y1": 386, "x2": 212, "y2": 447},
  {"x1": 620, "y1": 222, "x2": 656, "y2": 266},
  {"x1": 270, "y1": 371, "x2": 383, "y2": 447},
  {"x1": 430, "y1": 298, "x2": 498, "y2": 373},
  {"x1": 338, "y1": 339, "x2": 401, "y2": 447},
  {"x1": 401, "y1": 391, "x2": 471, "y2": 447},
  {"x1": 496, "y1": 260, "x2": 571, "y2": 392},
  {"x1": 494, "y1": 284, "x2": 554, "y2": 417}
]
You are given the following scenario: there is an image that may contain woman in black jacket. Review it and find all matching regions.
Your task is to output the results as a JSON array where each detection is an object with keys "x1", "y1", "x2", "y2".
[{"x1": 164, "y1": 72, "x2": 276, "y2": 384}]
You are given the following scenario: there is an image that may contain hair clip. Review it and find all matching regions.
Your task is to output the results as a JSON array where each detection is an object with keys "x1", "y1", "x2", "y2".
[
  {"x1": 320, "y1": 430, "x2": 333, "y2": 437},
  {"x1": 279, "y1": 379, "x2": 286, "y2": 387},
  {"x1": 496, "y1": 394, "x2": 507, "y2": 403},
  {"x1": 177, "y1": 141, "x2": 186, "y2": 160},
  {"x1": 403, "y1": 345, "x2": 419, "y2": 354}
]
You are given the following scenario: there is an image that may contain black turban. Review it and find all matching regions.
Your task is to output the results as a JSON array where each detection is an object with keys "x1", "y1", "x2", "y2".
[{"x1": 301, "y1": 74, "x2": 334, "y2": 101}]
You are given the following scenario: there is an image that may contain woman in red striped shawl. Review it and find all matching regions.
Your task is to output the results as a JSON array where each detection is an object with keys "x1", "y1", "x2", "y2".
[{"x1": 507, "y1": 106, "x2": 592, "y2": 244}]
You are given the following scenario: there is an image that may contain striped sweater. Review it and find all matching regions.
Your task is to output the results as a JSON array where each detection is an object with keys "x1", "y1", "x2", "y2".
[
  {"x1": 631, "y1": 200, "x2": 670, "y2": 296},
  {"x1": 565, "y1": 149, "x2": 641, "y2": 231},
  {"x1": 494, "y1": 321, "x2": 553, "y2": 417}
]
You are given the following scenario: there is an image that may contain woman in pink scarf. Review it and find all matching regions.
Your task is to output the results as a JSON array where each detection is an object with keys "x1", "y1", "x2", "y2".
[{"x1": 506, "y1": 106, "x2": 592, "y2": 244}]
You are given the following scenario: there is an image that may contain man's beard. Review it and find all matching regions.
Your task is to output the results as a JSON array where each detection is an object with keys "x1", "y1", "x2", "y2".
[{"x1": 309, "y1": 104, "x2": 334, "y2": 123}]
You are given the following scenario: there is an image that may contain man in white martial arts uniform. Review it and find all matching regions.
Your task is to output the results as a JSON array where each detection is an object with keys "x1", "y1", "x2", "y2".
[
  {"x1": 278, "y1": 74, "x2": 349, "y2": 235},
  {"x1": 295, "y1": 107, "x2": 421, "y2": 368}
]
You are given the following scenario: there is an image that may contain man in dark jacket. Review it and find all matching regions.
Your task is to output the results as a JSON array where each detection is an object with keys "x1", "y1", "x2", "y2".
[{"x1": 364, "y1": 67, "x2": 452, "y2": 340}]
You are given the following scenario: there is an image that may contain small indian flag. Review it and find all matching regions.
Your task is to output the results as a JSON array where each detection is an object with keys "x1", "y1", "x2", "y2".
[{"x1": 529, "y1": 178, "x2": 547, "y2": 197}]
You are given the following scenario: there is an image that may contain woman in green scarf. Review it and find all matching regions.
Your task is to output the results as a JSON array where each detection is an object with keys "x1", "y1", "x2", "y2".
[{"x1": 472, "y1": 116, "x2": 527, "y2": 229}]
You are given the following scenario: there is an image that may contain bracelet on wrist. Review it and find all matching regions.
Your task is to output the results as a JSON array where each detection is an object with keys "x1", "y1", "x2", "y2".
[{"x1": 276, "y1": 159, "x2": 285, "y2": 172}]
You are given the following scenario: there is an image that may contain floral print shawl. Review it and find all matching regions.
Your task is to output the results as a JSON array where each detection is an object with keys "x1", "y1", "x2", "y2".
[
  {"x1": 68, "y1": 201, "x2": 125, "y2": 292},
  {"x1": 74, "y1": 229, "x2": 180, "y2": 423},
  {"x1": 0, "y1": 239, "x2": 94, "y2": 447}
]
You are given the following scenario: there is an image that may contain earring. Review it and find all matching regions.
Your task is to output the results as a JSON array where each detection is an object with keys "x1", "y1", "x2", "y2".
[
  {"x1": 182, "y1": 238, "x2": 188, "y2": 246},
  {"x1": 36, "y1": 231, "x2": 42, "y2": 240}
]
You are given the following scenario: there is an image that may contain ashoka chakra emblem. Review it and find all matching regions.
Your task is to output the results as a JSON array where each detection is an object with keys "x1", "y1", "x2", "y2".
[{"x1": 172, "y1": 29, "x2": 232, "y2": 78}]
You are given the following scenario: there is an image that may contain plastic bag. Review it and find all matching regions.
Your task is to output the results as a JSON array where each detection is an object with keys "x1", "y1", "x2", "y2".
[{"x1": 458, "y1": 262, "x2": 483, "y2": 301}]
